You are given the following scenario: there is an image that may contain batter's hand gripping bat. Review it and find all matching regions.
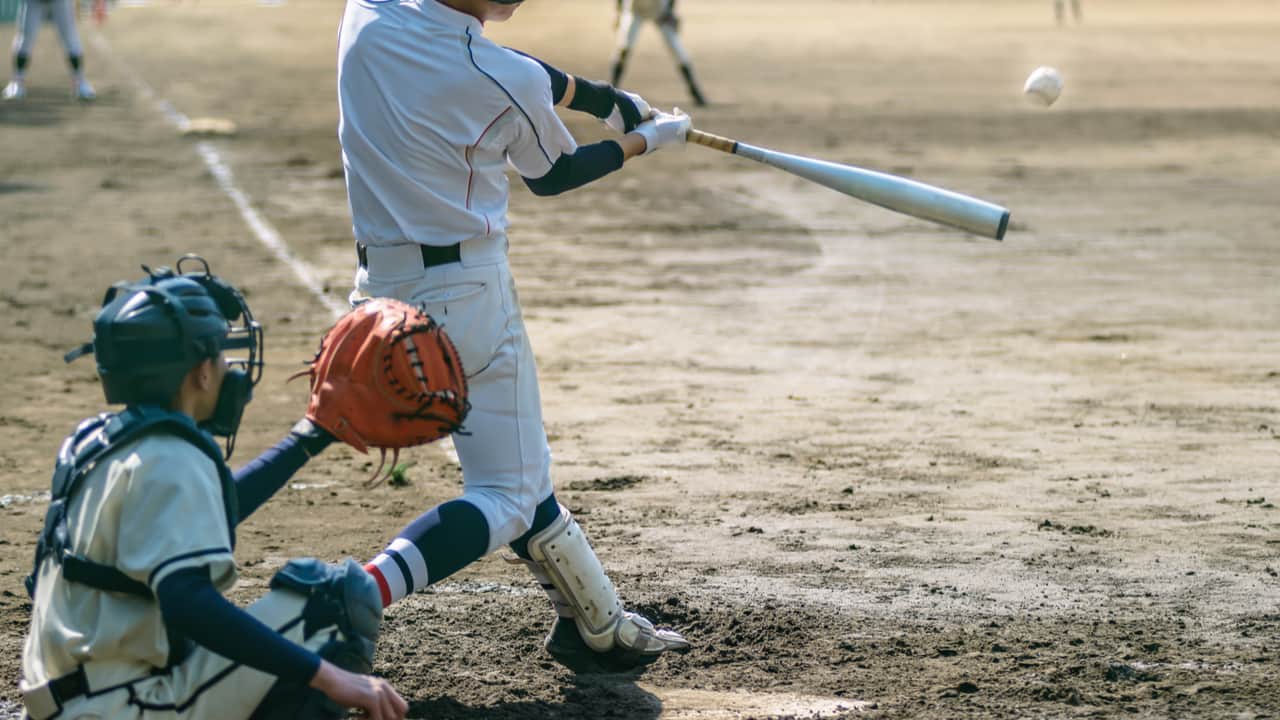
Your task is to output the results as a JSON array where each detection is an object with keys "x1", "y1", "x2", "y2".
[{"x1": 686, "y1": 128, "x2": 1010, "y2": 240}]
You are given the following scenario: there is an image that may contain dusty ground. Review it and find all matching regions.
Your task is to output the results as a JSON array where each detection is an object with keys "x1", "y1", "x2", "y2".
[{"x1": 2, "y1": 0, "x2": 1278, "y2": 717}]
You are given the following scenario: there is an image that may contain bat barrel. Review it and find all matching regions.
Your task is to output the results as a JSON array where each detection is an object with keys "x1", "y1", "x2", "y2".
[{"x1": 733, "y1": 142, "x2": 1010, "y2": 240}]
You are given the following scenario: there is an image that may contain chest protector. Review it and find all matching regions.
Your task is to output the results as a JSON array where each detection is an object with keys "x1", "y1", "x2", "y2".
[{"x1": 25, "y1": 406, "x2": 239, "y2": 600}]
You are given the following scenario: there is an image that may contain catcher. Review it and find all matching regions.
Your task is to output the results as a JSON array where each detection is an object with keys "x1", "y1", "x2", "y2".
[
  {"x1": 18, "y1": 256, "x2": 407, "y2": 720},
  {"x1": 335, "y1": 0, "x2": 691, "y2": 674}
]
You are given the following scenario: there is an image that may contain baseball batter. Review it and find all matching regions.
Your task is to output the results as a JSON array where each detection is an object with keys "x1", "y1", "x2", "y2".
[
  {"x1": 19, "y1": 259, "x2": 407, "y2": 720},
  {"x1": 337, "y1": 0, "x2": 692, "y2": 673},
  {"x1": 611, "y1": 0, "x2": 707, "y2": 106},
  {"x1": 3, "y1": 0, "x2": 96, "y2": 101}
]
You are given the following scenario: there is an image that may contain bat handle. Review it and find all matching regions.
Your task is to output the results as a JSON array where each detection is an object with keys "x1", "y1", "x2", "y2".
[{"x1": 687, "y1": 128, "x2": 739, "y2": 155}]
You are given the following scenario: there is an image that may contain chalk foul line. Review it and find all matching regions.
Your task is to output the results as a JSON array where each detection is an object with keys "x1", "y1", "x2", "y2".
[{"x1": 89, "y1": 31, "x2": 348, "y2": 320}]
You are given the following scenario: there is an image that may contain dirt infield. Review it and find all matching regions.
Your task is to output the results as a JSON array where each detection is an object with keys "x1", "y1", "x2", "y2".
[{"x1": 2, "y1": 1, "x2": 1278, "y2": 717}]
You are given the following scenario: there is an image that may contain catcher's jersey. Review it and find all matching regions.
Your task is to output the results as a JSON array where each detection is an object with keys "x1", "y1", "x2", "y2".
[
  {"x1": 21, "y1": 434, "x2": 236, "y2": 689},
  {"x1": 337, "y1": 0, "x2": 577, "y2": 248}
]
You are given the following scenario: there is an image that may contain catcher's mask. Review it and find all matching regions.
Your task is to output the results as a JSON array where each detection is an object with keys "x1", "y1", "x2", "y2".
[{"x1": 66, "y1": 255, "x2": 264, "y2": 455}]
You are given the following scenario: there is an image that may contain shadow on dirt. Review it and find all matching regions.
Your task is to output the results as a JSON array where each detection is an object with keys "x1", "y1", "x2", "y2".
[{"x1": 409, "y1": 678, "x2": 662, "y2": 720}]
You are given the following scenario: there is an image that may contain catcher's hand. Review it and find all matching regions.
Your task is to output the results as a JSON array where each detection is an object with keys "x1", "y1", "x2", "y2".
[{"x1": 296, "y1": 299, "x2": 469, "y2": 481}]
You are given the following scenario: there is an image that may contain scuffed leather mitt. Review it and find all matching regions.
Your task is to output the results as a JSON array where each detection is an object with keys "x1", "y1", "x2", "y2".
[{"x1": 295, "y1": 298, "x2": 469, "y2": 483}]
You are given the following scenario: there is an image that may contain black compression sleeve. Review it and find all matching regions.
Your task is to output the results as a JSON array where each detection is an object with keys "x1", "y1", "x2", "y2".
[
  {"x1": 522, "y1": 142, "x2": 626, "y2": 197},
  {"x1": 505, "y1": 48, "x2": 620, "y2": 120},
  {"x1": 156, "y1": 567, "x2": 321, "y2": 684},
  {"x1": 233, "y1": 424, "x2": 334, "y2": 520},
  {"x1": 233, "y1": 436, "x2": 309, "y2": 520},
  {"x1": 566, "y1": 75, "x2": 617, "y2": 119}
]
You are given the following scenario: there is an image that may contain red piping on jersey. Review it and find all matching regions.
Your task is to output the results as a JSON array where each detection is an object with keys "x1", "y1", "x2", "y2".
[{"x1": 465, "y1": 107, "x2": 512, "y2": 211}]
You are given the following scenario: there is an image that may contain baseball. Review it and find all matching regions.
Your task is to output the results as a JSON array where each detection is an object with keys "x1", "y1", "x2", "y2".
[{"x1": 1023, "y1": 66, "x2": 1064, "y2": 107}]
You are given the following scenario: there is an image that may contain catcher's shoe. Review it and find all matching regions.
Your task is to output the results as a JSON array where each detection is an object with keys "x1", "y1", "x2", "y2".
[
  {"x1": 74, "y1": 78, "x2": 96, "y2": 102},
  {"x1": 3, "y1": 80, "x2": 26, "y2": 101},
  {"x1": 546, "y1": 614, "x2": 690, "y2": 675}
]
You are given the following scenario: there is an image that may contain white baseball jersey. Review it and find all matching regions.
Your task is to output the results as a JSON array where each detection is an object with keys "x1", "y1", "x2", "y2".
[
  {"x1": 338, "y1": 0, "x2": 569, "y2": 556},
  {"x1": 21, "y1": 434, "x2": 236, "y2": 690},
  {"x1": 337, "y1": 0, "x2": 577, "y2": 248}
]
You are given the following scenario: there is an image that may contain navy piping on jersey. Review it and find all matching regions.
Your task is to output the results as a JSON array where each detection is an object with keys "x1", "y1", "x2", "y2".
[
  {"x1": 465, "y1": 27, "x2": 554, "y2": 168},
  {"x1": 67, "y1": 615, "x2": 305, "y2": 712},
  {"x1": 146, "y1": 547, "x2": 231, "y2": 589}
]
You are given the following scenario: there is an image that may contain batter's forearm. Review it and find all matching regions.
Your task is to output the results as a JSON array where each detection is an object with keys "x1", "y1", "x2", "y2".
[
  {"x1": 523, "y1": 141, "x2": 627, "y2": 196},
  {"x1": 617, "y1": 132, "x2": 647, "y2": 159}
]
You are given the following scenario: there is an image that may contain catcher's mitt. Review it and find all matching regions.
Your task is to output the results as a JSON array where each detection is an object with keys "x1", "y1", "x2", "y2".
[{"x1": 295, "y1": 298, "x2": 469, "y2": 483}]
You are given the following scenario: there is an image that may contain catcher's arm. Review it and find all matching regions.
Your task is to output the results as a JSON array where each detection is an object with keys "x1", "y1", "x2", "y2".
[
  {"x1": 157, "y1": 569, "x2": 408, "y2": 719},
  {"x1": 232, "y1": 419, "x2": 334, "y2": 519}
]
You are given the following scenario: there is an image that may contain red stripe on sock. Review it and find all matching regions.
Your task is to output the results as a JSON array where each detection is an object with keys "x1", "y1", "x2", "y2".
[{"x1": 365, "y1": 563, "x2": 392, "y2": 608}]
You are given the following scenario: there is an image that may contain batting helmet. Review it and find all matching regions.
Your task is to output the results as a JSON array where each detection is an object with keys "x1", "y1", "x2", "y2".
[{"x1": 66, "y1": 255, "x2": 263, "y2": 440}]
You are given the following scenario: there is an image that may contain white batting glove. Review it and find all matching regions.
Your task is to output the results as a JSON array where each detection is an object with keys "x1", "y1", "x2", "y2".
[
  {"x1": 603, "y1": 89, "x2": 653, "y2": 134},
  {"x1": 634, "y1": 108, "x2": 691, "y2": 155}
]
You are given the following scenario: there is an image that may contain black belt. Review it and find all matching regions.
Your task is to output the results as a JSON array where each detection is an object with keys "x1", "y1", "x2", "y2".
[
  {"x1": 48, "y1": 666, "x2": 89, "y2": 704},
  {"x1": 356, "y1": 243, "x2": 461, "y2": 270},
  {"x1": 24, "y1": 665, "x2": 90, "y2": 718}
]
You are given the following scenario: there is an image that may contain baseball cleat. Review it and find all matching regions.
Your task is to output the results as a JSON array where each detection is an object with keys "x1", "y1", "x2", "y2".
[
  {"x1": 3, "y1": 80, "x2": 26, "y2": 101},
  {"x1": 74, "y1": 78, "x2": 96, "y2": 102},
  {"x1": 545, "y1": 614, "x2": 690, "y2": 674}
]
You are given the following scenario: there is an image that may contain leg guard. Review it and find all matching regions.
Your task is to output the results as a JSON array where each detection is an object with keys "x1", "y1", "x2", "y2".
[
  {"x1": 250, "y1": 558, "x2": 382, "y2": 720},
  {"x1": 523, "y1": 505, "x2": 690, "y2": 673}
]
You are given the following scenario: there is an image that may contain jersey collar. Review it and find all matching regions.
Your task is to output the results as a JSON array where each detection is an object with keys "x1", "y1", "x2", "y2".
[{"x1": 422, "y1": 0, "x2": 485, "y2": 32}]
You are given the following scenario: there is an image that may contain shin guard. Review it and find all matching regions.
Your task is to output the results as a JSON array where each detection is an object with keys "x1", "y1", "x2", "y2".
[{"x1": 522, "y1": 505, "x2": 690, "y2": 672}]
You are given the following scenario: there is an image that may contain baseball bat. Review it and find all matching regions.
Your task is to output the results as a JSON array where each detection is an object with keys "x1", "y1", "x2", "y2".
[{"x1": 687, "y1": 129, "x2": 1010, "y2": 241}]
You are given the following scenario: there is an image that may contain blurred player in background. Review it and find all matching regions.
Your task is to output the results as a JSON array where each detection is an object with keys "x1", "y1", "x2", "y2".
[
  {"x1": 3, "y1": 0, "x2": 98, "y2": 101},
  {"x1": 1055, "y1": 0, "x2": 1082, "y2": 25},
  {"x1": 612, "y1": 0, "x2": 707, "y2": 106}
]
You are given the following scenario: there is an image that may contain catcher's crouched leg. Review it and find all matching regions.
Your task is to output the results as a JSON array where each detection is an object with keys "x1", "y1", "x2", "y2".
[
  {"x1": 519, "y1": 505, "x2": 690, "y2": 674},
  {"x1": 250, "y1": 558, "x2": 382, "y2": 720}
]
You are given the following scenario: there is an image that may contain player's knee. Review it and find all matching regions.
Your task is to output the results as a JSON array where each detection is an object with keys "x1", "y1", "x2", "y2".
[
  {"x1": 508, "y1": 493, "x2": 562, "y2": 559},
  {"x1": 459, "y1": 486, "x2": 549, "y2": 548},
  {"x1": 252, "y1": 559, "x2": 381, "y2": 720},
  {"x1": 270, "y1": 557, "x2": 382, "y2": 650}
]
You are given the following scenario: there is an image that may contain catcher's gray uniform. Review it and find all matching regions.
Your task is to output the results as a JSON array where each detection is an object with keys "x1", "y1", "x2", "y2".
[
  {"x1": 19, "y1": 265, "x2": 398, "y2": 720},
  {"x1": 19, "y1": 433, "x2": 354, "y2": 720}
]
